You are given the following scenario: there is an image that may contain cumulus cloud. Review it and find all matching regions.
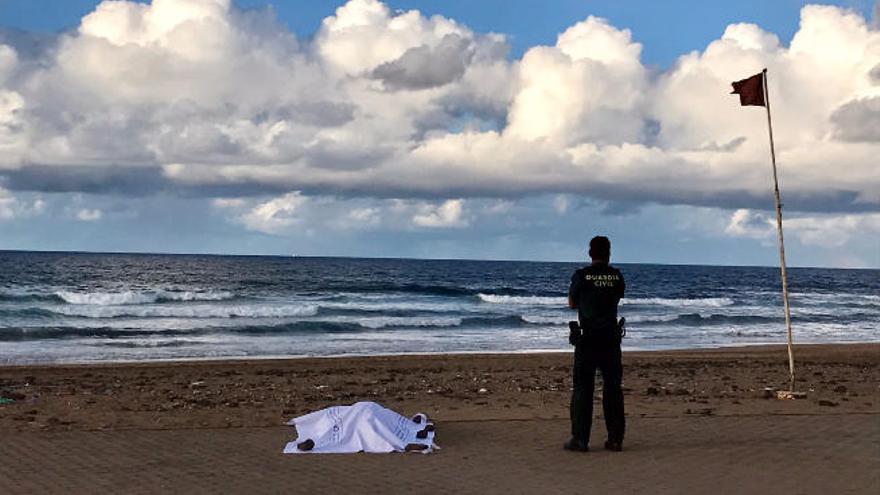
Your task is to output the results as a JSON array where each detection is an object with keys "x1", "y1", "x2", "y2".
[
  {"x1": 0, "y1": 45, "x2": 16, "y2": 84},
  {"x1": 831, "y1": 96, "x2": 880, "y2": 141},
  {"x1": 553, "y1": 195, "x2": 572, "y2": 215},
  {"x1": 0, "y1": 187, "x2": 16, "y2": 220},
  {"x1": 786, "y1": 213, "x2": 880, "y2": 247},
  {"x1": 76, "y1": 208, "x2": 103, "y2": 221},
  {"x1": 724, "y1": 208, "x2": 775, "y2": 239},
  {"x1": 211, "y1": 191, "x2": 476, "y2": 232},
  {"x1": 345, "y1": 206, "x2": 381, "y2": 226},
  {"x1": 0, "y1": 0, "x2": 877, "y2": 215},
  {"x1": 506, "y1": 16, "x2": 647, "y2": 146},
  {"x1": 724, "y1": 208, "x2": 880, "y2": 247},
  {"x1": 238, "y1": 192, "x2": 307, "y2": 234},
  {"x1": 212, "y1": 197, "x2": 247, "y2": 209},
  {"x1": 412, "y1": 199, "x2": 468, "y2": 228},
  {"x1": 0, "y1": 186, "x2": 44, "y2": 220},
  {"x1": 372, "y1": 34, "x2": 474, "y2": 90}
]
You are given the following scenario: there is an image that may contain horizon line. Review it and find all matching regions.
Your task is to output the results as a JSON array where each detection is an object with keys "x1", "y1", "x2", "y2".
[{"x1": 0, "y1": 248, "x2": 874, "y2": 271}]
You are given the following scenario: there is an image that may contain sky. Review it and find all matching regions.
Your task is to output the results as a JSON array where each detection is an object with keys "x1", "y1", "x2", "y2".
[{"x1": 0, "y1": 0, "x2": 878, "y2": 267}]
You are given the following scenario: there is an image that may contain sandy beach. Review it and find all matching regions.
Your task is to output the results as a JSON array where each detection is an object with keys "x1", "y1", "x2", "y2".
[{"x1": 2, "y1": 343, "x2": 878, "y2": 493}]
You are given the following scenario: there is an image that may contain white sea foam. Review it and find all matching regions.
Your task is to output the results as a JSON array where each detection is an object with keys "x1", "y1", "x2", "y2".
[
  {"x1": 520, "y1": 314, "x2": 693, "y2": 325},
  {"x1": 520, "y1": 315, "x2": 570, "y2": 325},
  {"x1": 625, "y1": 314, "x2": 683, "y2": 323},
  {"x1": 477, "y1": 294, "x2": 735, "y2": 308},
  {"x1": 319, "y1": 300, "x2": 464, "y2": 313},
  {"x1": 620, "y1": 297, "x2": 735, "y2": 307},
  {"x1": 56, "y1": 290, "x2": 234, "y2": 305},
  {"x1": 0, "y1": 287, "x2": 44, "y2": 298},
  {"x1": 56, "y1": 291, "x2": 154, "y2": 305},
  {"x1": 157, "y1": 291, "x2": 235, "y2": 302},
  {"x1": 477, "y1": 294, "x2": 566, "y2": 305},
  {"x1": 790, "y1": 292, "x2": 880, "y2": 308},
  {"x1": 356, "y1": 316, "x2": 463, "y2": 329},
  {"x1": 48, "y1": 303, "x2": 318, "y2": 319}
]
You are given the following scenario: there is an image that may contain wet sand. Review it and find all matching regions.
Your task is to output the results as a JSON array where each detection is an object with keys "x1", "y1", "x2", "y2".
[
  {"x1": 1, "y1": 344, "x2": 877, "y2": 430},
  {"x1": 1, "y1": 344, "x2": 878, "y2": 493}
]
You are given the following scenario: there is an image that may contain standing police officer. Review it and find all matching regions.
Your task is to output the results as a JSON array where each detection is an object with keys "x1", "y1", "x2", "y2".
[{"x1": 565, "y1": 236, "x2": 626, "y2": 452}]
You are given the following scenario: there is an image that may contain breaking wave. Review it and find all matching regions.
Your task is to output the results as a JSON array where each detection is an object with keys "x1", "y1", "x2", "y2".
[
  {"x1": 477, "y1": 294, "x2": 566, "y2": 305},
  {"x1": 477, "y1": 294, "x2": 736, "y2": 308},
  {"x1": 519, "y1": 315, "x2": 571, "y2": 325},
  {"x1": 47, "y1": 303, "x2": 318, "y2": 319},
  {"x1": 1, "y1": 252, "x2": 877, "y2": 362},
  {"x1": 54, "y1": 290, "x2": 235, "y2": 305},
  {"x1": 621, "y1": 297, "x2": 735, "y2": 307},
  {"x1": 651, "y1": 313, "x2": 778, "y2": 326},
  {"x1": 0, "y1": 315, "x2": 532, "y2": 341},
  {"x1": 357, "y1": 316, "x2": 463, "y2": 329}
]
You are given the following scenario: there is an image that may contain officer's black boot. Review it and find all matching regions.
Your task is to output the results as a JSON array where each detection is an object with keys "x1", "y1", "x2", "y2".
[
  {"x1": 564, "y1": 438, "x2": 589, "y2": 452},
  {"x1": 604, "y1": 440, "x2": 623, "y2": 452}
]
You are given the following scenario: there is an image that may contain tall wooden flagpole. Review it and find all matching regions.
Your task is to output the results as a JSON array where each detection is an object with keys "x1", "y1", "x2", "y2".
[{"x1": 762, "y1": 68, "x2": 796, "y2": 392}]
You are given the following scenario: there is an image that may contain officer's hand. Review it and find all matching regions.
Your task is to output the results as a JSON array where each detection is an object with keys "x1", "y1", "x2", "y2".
[{"x1": 568, "y1": 321, "x2": 581, "y2": 346}]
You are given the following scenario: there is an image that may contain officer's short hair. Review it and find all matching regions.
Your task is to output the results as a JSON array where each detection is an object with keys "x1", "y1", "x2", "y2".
[{"x1": 589, "y1": 236, "x2": 611, "y2": 260}]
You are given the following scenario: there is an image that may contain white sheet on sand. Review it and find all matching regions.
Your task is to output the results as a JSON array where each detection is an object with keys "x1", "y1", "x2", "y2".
[{"x1": 283, "y1": 401, "x2": 436, "y2": 454}]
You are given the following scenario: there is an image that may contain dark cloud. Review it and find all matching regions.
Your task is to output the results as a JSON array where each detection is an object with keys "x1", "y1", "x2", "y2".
[
  {"x1": 635, "y1": 189, "x2": 877, "y2": 215},
  {"x1": 372, "y1": 34, "x2": 473, "y2": 90},
  {"x1": 0, "y1": 28, "x2": 59, "y2": 60},
  {"x1": 261, "y1": 101, "x2": 355, "y2": 128},
  {"x1": 3, "y1": 165, "x2": 169, "y2": 196},
  {"x1": 303, "y1": 139, "x2": 394, "y2": 171},
  {"x1": 694, "y1": 136, "x2": 747, "y2": 152},
  {"x1": 154, "y1": 123, "x2": 242, "y2": 162},
  {"x1": 0, "y1": 164, "x2": 297, "y2": 199},
  {"x1": 560, "y1": 174, "x2": 877, "y2": 214},
  {"x1": 436, "y1": 94, "x2": 509, "y2": 134},
  {"x1": 831, "y1": 97, "x2": 880, "y2": 142},
  {"x1": 288, "y1": 101, "x2": 355, "y2": 127},
  {"x1": 869, "y1": 63, "x2": 880, "y2": 85},
  {"x1": 599, "y1": 200, "x2": 643, "y2": 216},
  {"x1": 2, "y1": 159, "x2": 875, "y2": 215},
  {"x1": 641, "y1": 119, "x2": 662, "y2": 147}
]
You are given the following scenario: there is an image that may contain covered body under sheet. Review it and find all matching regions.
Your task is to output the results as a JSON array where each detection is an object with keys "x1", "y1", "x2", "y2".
[{"x1": 283, "y1": 401, "x2": 436, "y2": 454}]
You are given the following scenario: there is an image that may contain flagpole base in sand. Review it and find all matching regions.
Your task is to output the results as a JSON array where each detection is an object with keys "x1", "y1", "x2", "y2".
[
  {"x1": 775, "y1": 390, "x2": 807, "y2": 400},
  {"x1": 763, "y1": 387, "x2": 806, "y2": 400}
]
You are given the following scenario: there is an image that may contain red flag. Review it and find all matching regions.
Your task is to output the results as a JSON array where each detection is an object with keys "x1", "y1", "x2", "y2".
[{"x1": 731, "y1": 72, "x2": 765, "y2": 106}]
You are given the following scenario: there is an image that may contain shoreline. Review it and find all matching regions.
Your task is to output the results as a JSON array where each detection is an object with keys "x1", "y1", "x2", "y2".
[
  {"x1": 1, "y1": 343, "x2": 876, "y2": 432},
  {"x1": 4, "y1": 340, "x2": 879, "y2": 369}
]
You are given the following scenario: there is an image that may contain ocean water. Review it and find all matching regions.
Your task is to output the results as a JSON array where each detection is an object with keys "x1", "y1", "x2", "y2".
[{"x1": 0, "y1": 251, "x2": 877, "y2": 364}]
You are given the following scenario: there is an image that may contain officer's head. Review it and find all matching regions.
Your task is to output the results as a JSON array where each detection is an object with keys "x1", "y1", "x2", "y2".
[{"x1": 589, "y1": 236, "x2": 611, "y2": 263}]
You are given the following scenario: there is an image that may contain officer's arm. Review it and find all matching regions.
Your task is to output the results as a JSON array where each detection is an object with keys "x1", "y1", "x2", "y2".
[{"x1": 568, "y1": 273, "x2": 579, "y2": 309}]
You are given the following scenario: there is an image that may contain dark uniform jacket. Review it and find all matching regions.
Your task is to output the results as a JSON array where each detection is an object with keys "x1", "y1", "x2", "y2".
[{"x1": 569, "y1": 263, "x2": 625, "y2": 333}]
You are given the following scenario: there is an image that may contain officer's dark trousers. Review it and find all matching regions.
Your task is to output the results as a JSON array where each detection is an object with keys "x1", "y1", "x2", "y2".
[{"x1": 570, "y1": 333, "x2": 625, "y2": 445}]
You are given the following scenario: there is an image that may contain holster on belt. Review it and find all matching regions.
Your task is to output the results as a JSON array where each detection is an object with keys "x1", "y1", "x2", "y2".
[{"x1": 569, "y1": 318, "x2": 626, "y2": 346}]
